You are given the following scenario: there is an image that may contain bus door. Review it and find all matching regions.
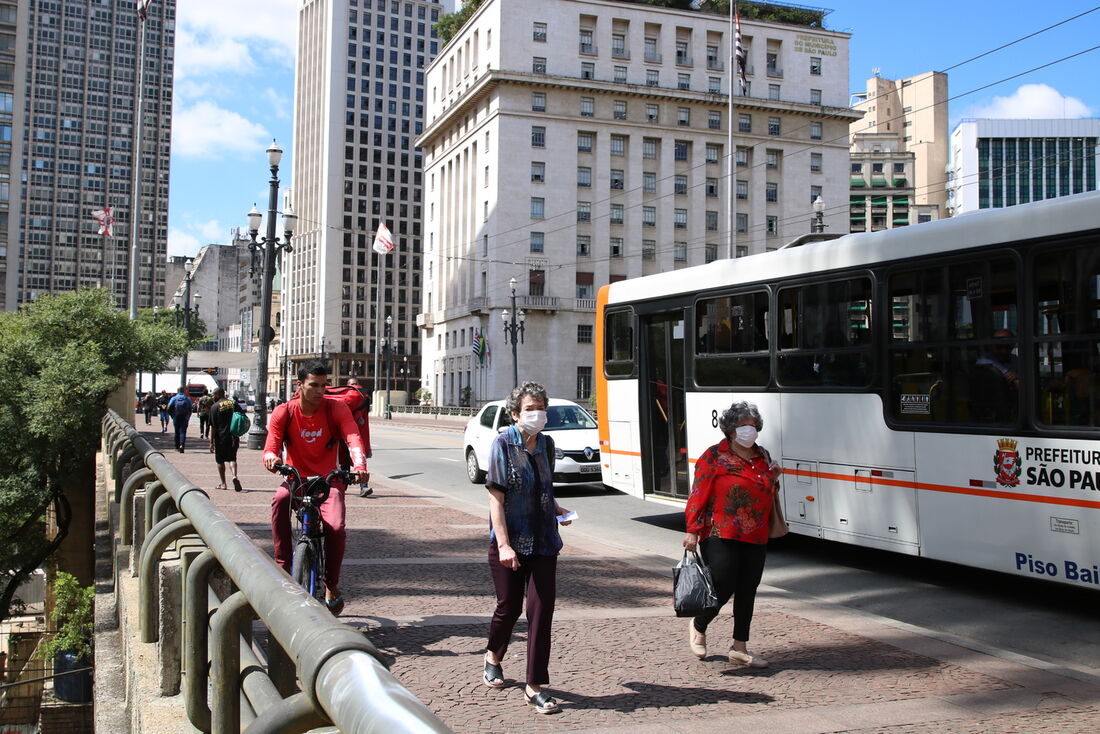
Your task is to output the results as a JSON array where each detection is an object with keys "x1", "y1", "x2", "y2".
[{"x1": 641, "y1": 312, "x2": 689, "y2": 498}]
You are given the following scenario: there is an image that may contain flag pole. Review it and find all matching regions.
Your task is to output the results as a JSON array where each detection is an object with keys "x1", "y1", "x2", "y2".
[
  {"x1": 128, "y1": 3, "x2": 149, "y2": 318},
  {"x1": 727, "y1": 3, "x2": 741, "y2": 260}
]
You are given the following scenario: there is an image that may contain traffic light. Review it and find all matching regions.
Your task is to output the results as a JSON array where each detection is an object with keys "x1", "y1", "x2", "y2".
[{"x1": 203, "y1": 367, "x2": 217, "y2": 375}]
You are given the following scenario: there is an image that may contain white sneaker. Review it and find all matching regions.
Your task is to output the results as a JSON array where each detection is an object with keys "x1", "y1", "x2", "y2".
[
  {"x1": 728, "y1": 648, "x2": 768, "y2": 668},
  {"x1": 688, "y1": 619, "x2": 707, "y2": 659}
]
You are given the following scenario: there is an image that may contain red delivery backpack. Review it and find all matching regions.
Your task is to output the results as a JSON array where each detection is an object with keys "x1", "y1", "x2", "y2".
[{"x1": 285, "y1": 385, "x2": 372, "y2": 463}]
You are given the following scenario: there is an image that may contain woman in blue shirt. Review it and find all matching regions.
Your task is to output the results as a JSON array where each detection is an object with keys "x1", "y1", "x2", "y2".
[{"x1": 481, "y1": 382, "x2": 571, "y2": 715}]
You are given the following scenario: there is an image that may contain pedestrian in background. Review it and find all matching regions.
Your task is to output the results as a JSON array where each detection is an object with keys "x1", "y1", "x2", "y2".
[
  {"x1": 157, "y1": 390, "x2": 171, "y2": 433},
  {"x1": 683, "y1": 401, "x2": 779, "y2": 669},
  {"x1": 197, "y1": 390, "x2": 215, "y2": 440},
  {"x1": 167, "y1": 386, "x2": 194, "y2": 453},
  {"x1": 208, "y1": 387, "x2": 243, "y2": 492},
  {"x1": 482, "y1": 381, "x2": 571, "y2": 715},
  {"x1": 142, "y1": 390, "x2": 158, "y2": 425},
  {"x1": 347, "y1": 377, "x2": 374, "y2": 497}
]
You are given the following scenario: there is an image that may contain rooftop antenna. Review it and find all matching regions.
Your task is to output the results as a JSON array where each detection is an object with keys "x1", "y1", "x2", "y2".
[{"x1": 872, "y1": 67, "x2": 881, "y2": 77}]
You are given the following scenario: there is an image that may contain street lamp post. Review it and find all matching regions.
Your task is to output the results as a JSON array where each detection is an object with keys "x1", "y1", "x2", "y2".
[
  {"x1": 382, "y1": 315, "x2": 393, "y2": 419},
  {"x1": 245, "y1": 141, "x2": 297, "y2": 450},
  {"x1": 812, "y1": 195, "x2": 826, "y2": 234},
  {"x1": 176, "y1": 259, "x2": 201, "y2": 390},
  {"x1": 501, "y1": 277, "x2": 526, "y2": 390}
]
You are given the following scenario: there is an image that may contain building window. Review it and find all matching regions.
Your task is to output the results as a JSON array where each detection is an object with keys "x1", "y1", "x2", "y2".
[
  {"x1": 918, "y1": 213, "x2": 932, "y2": 224},
  {"x1": 577, "y1": 132, "x2": 593, "y2": 152},
  {"x1": 531, "y1": 92, "x2": 546, "y2": 112},
  {"x1": 612, "y1": 34, "x2": 627, "y2": 58},
  {"x1": 643, "y1": 171, "x2": 657, "y2": 192},
  {"x1": 610, "y1": 135, "x2": 625, "y2": 156},
  {"x1": 674, "y1": 141, "x2": 689, "y2": 160},
  {"x1": 766, "y1": 51, "x2": 779, "y2": 75},
  {"x1": 810, "y1": 152, "x2": 822, "y2": 172},
  {"x1": 614, "y1": 65, "x2": 627, "y2": 83},
  {"x1": 810, "y1": 88, "x2": 822, "y2": 106},
  {"x1": 706, "y1": 177, "x2": 719, "y2": 197},
  {"x1": 768, "y1": 116, "x2": 781, "y2": 135},
  {"x1": 532, "y1": 57, "x2": 547, "y2": 74},
  {"x1": 578, "y1": 324, "x2": 594, "y2": 343},
  {"x1": 646, "y1": 104, "x2": 659, "y2": 122},
  {"x1": 894, "y1": 162, "x2": 906, "y2": 174},
  {"x1": 613, "y1": 100, "x2": 627, "y2": 119},
  {"x1": 768, "y1": 83, "x2": 781, "y2": 100},
  {"x1": 851, "y1": 162, "x2": 863, "y2": 173},
  {"x1": 739, "y1": 113, "x2": 751, "y2": 132},
  {"x1": 767, "y1": 215, "x2": 778, "y2": 235},
  {"x1": 677, "y1": 73, "x2": 690, "y2": 90},
  {"x1": 643, "y1": 206, "x2": 656, "y2": 227},
  {"x1": 577, "y1": 166, "x2": 592, "y2": 187},
  {"x1": 644, "y1": 36, "x2": 659, "y2": 61},
  {"x1": 642, "y1": 138, "x2": 658, "y2": 159},
  {"x1": 610, "y1": 203, "x2": 624, "y2": 223},
  {"x1": 675, "y1": 41, "x2": 690, "y2": 65},
  {"x1": 646, "y1": 69, "x2": 659, "y2": 86},
  {"x1": 708, "y1": 110, "x2": 721, "y2": 129},
  {"x1": 766, "y1": 149, "x2": 779, "y2": 169},
  {"x1": 674, "y1": 175, "x2": 688, "y2": 195},
  {"x1": 579, "y1": 29, "x2": 595, "y2": 54},
  {"x1": 810, "y1": 56, "x2": 822, "y2": 75},
  {"x1": 737, "y1": 245, "x2": 749, "y2": 257},
  {"x1": 675, "y1": 208, "x2": 688, "y2": 228},
  {"x1": 531, "y1": 161, "x2": 545, "y2": 182},
  {"x1": 810, "y1": 121, "x2": 822, "y2": 140},
  {"x1": 580, "y1": 96, "x2": 594, "y2": 116},
  {"x1": 766, "y1": 182, "x2": 778, "y2": 202},
  {"x1": 577, "y1": 366, "x2": 593, "y2": 400},
  {"x1": 577, "y1": 201, "x2": 591, "y2": 222},
  {"x1": 581, "y1": 61, "x2": 595, "y2": 79},
  {"x1": 678, "y1": 107, "x2": 690, "y2": 126},
  {"x1": 709, "y1": 76, "x2": 721, "y2": 93},
  {"x1": 533, "y1": 22, "x2": 547, "y2": 42},
  {"x1": 674, "y1": 242, "x2": 688, "y2": 262},
  {"x1": 530, "y1": 197, "x2": 544, "y2": 218},
  {"x1": 642, "y1": 240, "x2": 657, "y2": 260},
  {"x1": 529, "y1": 269, "x2": 546, "y2": 296},
  {"x1": 737, "y1": 179, "x2": 748, "y2": 200},
  {"x1": 610, "y1": 169, "x2": 625, "y2": 190},
  {"x1": 706, "y1": 210, "x2": 718, "y2": 230},
  {"x1": 811, "y1": 185, "x2": 822, "y2": 204},
  {"x1": 707, "y1": 44, "x2": 721, "y2": 68},
  {"x1": 610, "y1": 238, "x2": 623, "y2": 258},
  {"x1": 737, "y1": 147, "x2": 750, "y2": 167},
  {"x1": 532, "y1": 126, "x2": 545, "y2": 147},
  {"x1": 530, "y1": 231, "x2": 544, "y2": 252},
  {"x1": 705, "y1": 244, "x2": 718, "y2": 263},
  {"x1": 706, "y1": 144, "x2": 720, "y2": 163},
  {"x1": 736, "y1": 213, "x2": 748, "y2": 233},
  {"x1": 577, "y1": 234, "x2": 591, "y2": 255}
]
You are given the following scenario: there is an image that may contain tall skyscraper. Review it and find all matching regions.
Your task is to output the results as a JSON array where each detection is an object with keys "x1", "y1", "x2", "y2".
[
  {"x1": 0, "y1": 0, "x2": 26, "y2": 309},
  {"x1": 418, "y1": 0, "x2": 858, "y2": 406},
  {"x1": 287, "y1": 0, "x2": 449, "y2": 393},
  {"x1": 5, "y1": 0, "x2": 176, "y2": 311}
]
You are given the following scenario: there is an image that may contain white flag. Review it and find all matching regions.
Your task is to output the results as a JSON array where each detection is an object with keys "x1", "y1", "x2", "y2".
[
  {"x1": 91, "y1": 207, "x2": 114, "y2": 237},
  {"x1": 372, "y1": 222, "x2": 394, "y2": 254}
]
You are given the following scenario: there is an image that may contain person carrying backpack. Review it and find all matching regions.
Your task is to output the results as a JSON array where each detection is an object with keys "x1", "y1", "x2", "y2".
[
  {"x1": 262, "y1": 361, "x2": 368, "y2": 615},
  {"x1": 208, "y1": 387, "x2": 245, "y2": 491},
  {"x1": 197, "y1": 391, "x2": 215, "y2": 440},
  {"x1": 167, "y1": 386, "x2": 194, "y2": 453}
]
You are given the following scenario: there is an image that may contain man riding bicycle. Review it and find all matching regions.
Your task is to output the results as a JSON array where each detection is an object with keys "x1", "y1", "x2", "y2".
[{"x1": 263, "y1": 361, "x2": 368, "y2": 615}]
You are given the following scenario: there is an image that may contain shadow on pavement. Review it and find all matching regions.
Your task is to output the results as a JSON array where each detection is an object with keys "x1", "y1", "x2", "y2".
[{"x1": 554, "y1": 680, "x2": 774, "y2": 711}]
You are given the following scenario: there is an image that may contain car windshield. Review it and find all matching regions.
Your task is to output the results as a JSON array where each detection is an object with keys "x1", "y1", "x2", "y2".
[{"x1": 545, "y1": 405, "x2": 596, "y2": 430}]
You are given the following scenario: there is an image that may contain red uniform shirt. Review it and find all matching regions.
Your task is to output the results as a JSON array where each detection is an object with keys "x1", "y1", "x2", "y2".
[
  {"x1": 262, "y1": 398, "x2": 367, "y2": 477},
  {"x1": 685, "y1": 438, "x2": 777, "y2": 545}
]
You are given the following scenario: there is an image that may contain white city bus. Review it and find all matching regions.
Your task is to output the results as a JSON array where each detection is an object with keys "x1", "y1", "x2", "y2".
[{"x1": 595, "y1": 190, "x2": 1100, "y2": 588}]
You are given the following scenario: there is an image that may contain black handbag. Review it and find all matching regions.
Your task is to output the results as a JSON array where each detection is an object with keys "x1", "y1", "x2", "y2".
[{"x1": 673, "y1": 550, "x2": 719, "y2": 617}]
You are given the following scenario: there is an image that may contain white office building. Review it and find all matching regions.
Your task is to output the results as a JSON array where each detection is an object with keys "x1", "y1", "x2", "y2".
[
  {"x1": 418, "y1": 0, "x2": 858, "y2": 405},
  {"x1": 948, "y1": 118, "x2": 1099, "y2": 215}
]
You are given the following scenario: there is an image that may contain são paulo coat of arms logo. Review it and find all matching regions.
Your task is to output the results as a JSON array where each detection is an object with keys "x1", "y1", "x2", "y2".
[{"x1": 994, "y1": 438, "x2": 1021, "y2": 487}]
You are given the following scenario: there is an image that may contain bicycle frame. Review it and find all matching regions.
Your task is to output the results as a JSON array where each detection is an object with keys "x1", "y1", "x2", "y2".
[{"x1": 275, "y1": 464, "x2": 350, "y2": 603}]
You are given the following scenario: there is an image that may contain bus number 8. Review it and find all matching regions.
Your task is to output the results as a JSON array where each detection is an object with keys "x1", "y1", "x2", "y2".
[{"x1": 711, "y1": 410, "x2": 719, "y2": 428}]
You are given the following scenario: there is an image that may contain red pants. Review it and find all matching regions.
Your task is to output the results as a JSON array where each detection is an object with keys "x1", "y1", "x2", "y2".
[
  {"x1": 271, "y1": 481, "x2": 347, "y2": 588},
  {"x1": 487, "y1": 541, "x2": 558, "y2": 686}
]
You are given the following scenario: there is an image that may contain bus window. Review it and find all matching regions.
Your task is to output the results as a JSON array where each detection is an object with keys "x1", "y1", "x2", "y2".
[
  {"x1": 604, "y1": 310, "x2": 635, "y2": 377},
  {"x1": 1034, "y1": 243, "x2": 1100, "y2": 427},
  {"x1": 694, "y1": 291, "x2": 769, "y2": 387},
  {"x1": 888, "y1": 257, "x2": 1019, "y2": 425},
  {"x1": 777, "y1": 277, "x2": 873, "y2": 388}
]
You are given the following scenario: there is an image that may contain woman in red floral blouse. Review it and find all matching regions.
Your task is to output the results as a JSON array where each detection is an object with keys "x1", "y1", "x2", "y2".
[{"x1": 683, "y1": 401, "x2": 779, "y2": 668}]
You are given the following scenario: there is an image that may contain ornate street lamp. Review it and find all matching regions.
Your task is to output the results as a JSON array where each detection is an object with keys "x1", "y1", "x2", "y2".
[
  {"x1": 382, "y1": 315, "x2": 393, "y2": 419},
  {"x1": 812, "y1": 195, "x2": 826, "y2": 234},
  {"x1": 176, "y1": 259, "x2": 201, "y2": 390},
  {"x1": 245, "y1": 140, "x2": 297, "y2": 449},
  {"x1": 501, "y1": 276, "x2": 526, "y2": 390}
]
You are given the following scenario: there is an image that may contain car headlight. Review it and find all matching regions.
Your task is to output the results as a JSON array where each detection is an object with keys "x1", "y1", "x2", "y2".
[{"x1": 554, "y1": 448, "x2": 564, "y2": 459}]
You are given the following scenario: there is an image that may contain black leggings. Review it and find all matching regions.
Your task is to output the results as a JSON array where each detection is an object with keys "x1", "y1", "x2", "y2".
[{"x1": 693, "y1": 537, "x2": 767, "y2": 642}]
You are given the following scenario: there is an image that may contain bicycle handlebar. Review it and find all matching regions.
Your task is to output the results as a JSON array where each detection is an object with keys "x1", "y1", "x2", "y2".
[{"x1": 273, "y1": 463, "x2": 355, "y2": 486}]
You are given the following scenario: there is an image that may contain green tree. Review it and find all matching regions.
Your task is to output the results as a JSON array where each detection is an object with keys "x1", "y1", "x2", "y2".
[
  {"x1": 434, "y1": 0, "x2": 484, "y2": 45},
  {"x1": 0, "y1": 289, "x2": 186, "y2": 621}
]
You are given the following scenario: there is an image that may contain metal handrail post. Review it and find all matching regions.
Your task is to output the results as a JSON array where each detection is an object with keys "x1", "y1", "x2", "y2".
[
  {"x1": 184, "y1": 550, "x2": 218, "y2": 733},
  {"x1": 242, "y1": 692, "x2": 328, "y2": 734},
  {"x1": 138, "y1": 514, "x2": 194, "y2": 642},
  {"x1": 211, "y1": 591, "x2": 253, "y2": 734},
  {"x1": 119, "y1": 468, "x2": 155, "y2": 544}
]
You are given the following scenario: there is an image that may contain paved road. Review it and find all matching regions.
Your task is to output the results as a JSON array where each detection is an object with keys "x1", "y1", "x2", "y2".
[{"x1": 365, "y1": 419, "x2": 1100, "y2": 675}]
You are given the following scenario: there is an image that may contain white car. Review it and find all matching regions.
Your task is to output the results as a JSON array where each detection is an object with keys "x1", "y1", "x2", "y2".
[{"x1": 463, "y1": 398, "x2": 603, "y2": 485}]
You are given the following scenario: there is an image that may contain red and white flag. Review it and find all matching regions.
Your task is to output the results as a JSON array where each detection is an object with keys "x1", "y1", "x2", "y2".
[
  {"x1": 137, "y1": 0, "x2": 153, "y2": 22},
  {"x1": 734, "y1": 9, "x2": 747, "y2": 96},
  {"x1": 91, "y1": 207, "x2": 114, "y2": 237},
  {"x1": 372, "y1": 222, "x2": 394, "y2": 255}
]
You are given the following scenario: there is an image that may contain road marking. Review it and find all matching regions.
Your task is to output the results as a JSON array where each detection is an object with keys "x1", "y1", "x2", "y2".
[{"x1": 439, "y1": 457, "x2": 461, "y2": 462}]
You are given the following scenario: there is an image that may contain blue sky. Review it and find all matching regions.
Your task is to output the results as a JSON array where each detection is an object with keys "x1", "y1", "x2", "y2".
[{"x1": 166, "y1": 0, "x2": 1100, "y2": 258}]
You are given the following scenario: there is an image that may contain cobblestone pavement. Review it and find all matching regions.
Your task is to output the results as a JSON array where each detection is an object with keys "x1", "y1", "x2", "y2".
[{"x1": 145, "y1": 420, "x2": 1100, "y2": 733}]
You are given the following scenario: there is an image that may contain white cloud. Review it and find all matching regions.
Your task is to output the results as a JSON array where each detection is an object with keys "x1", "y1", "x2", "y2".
[
  {"x1": 175, "y1": 0, "x2": 298, "y2": 81},
  {"x1": 969, "y1": 84, "x2": 1093, "y2": 120},
  {"x1": 263, "y1": 87, "x2": 292, "y2": 120},
  {"x1": 172, "y1": 101, "x2": 270, "y2": 159},
  {"x1": 174, "y1": 27, "x2": 255, "y2": 81},
  {"x1": 167, "y1": 228, "x2": 202, "y2": 258}
]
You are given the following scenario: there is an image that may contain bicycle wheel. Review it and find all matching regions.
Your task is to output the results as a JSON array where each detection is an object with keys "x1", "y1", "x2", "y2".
[{"x1": 291, "y1": 542, "x2": 325, "y2": 603}]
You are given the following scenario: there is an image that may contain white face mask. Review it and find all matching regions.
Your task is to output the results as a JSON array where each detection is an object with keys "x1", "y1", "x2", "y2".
[
  {"x1": 517, "y1": 409, "x2": 547, "y2": 434},
  {"x1": 734, "y1": 425, "x2": 758, "y2": 448}
]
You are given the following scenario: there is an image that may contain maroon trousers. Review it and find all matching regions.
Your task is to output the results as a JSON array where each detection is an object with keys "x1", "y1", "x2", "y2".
[
  {"x1": 271, "y1": 481, "x2": 347, "y2": 587},
  {"x1": 486, "y1": 541, "x2": 558, "y2": 686}
]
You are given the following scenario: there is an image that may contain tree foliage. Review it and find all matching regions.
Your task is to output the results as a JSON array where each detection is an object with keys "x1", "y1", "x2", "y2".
[
  {"x1": 434, "y1": 0, "x2": 485, "y2": 45},
  {"x1": 42, "y1": 572, "x2": 95, "y2": 660},
  {"x1": 0, "y1": 289, "x2": 186, "y2": 621}
]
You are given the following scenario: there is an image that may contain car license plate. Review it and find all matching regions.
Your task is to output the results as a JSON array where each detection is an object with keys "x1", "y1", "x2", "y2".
[{"x1": 579, "y1": 464, "x2": 601, "y2": 474}]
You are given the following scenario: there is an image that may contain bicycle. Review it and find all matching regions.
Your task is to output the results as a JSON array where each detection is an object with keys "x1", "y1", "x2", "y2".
[{"x1": 273, "y1": 463, "x2": 353, "y2": 604}]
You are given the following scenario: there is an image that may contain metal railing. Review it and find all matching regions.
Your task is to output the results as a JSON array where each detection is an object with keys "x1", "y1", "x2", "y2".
[
  {"x1": 102, "y1": 409, "x2": 451, "y2": 734},
  {"x1": 387, "y1": 404, "x2": 477, "y2": 419}
]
